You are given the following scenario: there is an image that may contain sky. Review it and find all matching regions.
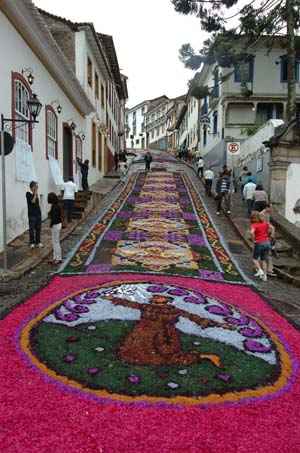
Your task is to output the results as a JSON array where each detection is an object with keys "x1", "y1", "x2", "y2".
[{"x1": 34, "y1": 0, "x2": 208, "y2": 108}]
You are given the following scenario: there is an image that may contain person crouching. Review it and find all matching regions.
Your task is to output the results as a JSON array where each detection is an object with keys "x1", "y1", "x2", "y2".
[{"x1": 48, "y1": 192, "x2": 62, "y2": 265}]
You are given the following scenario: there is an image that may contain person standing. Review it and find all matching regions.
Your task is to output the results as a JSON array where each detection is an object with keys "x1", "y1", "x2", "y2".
[
  {"x1": 114, "y1": 152, "x2": 119, "y2": 172},
  {"x1": 243, "y1": 178, "x2": 256, "y2": 216},
  {"x1": 239, "y1": 166, "x2": 249, "y2": 199},
  {"x1": 77, "y1": 158, "x2": 89, "y2": 191},
  {"x1": 250, "y1": 211, "x2": 273, "y2": 282},
  {"x1": 62, "y1": 177, "x2": 77, "y2": 224},
  {"x1": 197, "y1": 157, "x2": 204, "y2": 178},
  {"x1": 204, "y1": 167, "x2": 214, "y2": 196},
  {"x1": 144, "y1": 151, "x2": 153, "y2": 171},
  {"x1": 47, "y1": 192, "x2": 62, "y2": 265},
  {"x1": 26, "y1": 181, "x2": 43, "y2": 249},
  {"x1": 253, "y1": 184, "x2": 268, "y2": 212},
  {"x1": 260, "y1": 205, "x2": 277, "y2": 277},
  {"x1": 215, "y1": 170, "x2": 231, "y2": 215}
]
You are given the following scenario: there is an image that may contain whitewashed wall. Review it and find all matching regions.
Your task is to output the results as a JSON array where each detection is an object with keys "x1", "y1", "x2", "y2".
[
  {"x1": 75, "y1": 31, "x2": 107, "y2": 179},
  {"x1": 187, "y1": 97, "x2": 199, "y2": 153},
  {"x1": 239, "y1": 119, "x2": 284, "y2": 163},
  {"x1": 223, "y1": 49, "x2": 300, "y2": 97},
  {"x1": 126, "y1": 104, "x2": 147, "y2": 149},
  {"x1": 286, "y1": 163, "x2": 300, "y2": 225},
  {"x1": 0, "y1": 10, "x2": 88, "y2": 250}
]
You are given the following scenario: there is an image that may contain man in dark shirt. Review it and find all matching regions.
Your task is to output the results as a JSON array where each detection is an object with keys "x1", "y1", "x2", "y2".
[
  {"x1": 26, "y1": 181, "x2": 43, "y2": 248},
  {"x1": 77, "y1": 158, "x2": 89, "y2": 191}
]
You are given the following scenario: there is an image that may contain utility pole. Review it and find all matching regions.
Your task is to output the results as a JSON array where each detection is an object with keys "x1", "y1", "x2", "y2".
[
  {"x1": 286, "y1": 0, "x2": 296, "y2": 121},
  {"x1": 1, "y1": 117, "x2": 7, "y2": 270}
]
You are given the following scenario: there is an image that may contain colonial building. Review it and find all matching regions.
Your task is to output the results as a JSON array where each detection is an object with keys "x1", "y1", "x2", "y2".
[
  {"x1": 174, "y1": 88, "x2": 201, "y2": 157},
  {"x1": 40, "y1": 10, "x2": 128, "y2": 175},
  {"x1": 125, "y1": 101, "x2": 149, "y2": 150},
  {"x1": 0, "y1": 0, "x2": 127, "y2": 251},
  {"x1": 166, "y1": 95, "x2": 186, "y2": 153},
  {"x1": 195, "y1": 37, "x2": 300, "y2": 169},
  {"x1": 145, "y1": 96, "x2": 169, "y2": 150}
]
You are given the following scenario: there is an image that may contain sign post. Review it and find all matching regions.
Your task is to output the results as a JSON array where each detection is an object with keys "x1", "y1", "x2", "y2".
[
  {"x1": 227, "y1": 141, "x2": 241, "y2": 168},
  {"x1": 0, "y1": 116, "x2": 7, "y2": 270}
]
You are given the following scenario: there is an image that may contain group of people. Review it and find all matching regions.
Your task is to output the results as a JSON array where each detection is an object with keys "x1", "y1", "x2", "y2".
[
  {"x1": 195, "y1": 158, "x2": 276, "y2": 282},
  {"x1": 240, "y1": 167, "x2": 269, "y2": 216},
  {"x1": 239, "y1": 166, "x2": 275, "y2": 281},
  {"x1": 197, "y1": 157, "x2": 232, "y2": 215},
  {"x1": 26, "y1": 157, "x2": 90, "y2": 266}
]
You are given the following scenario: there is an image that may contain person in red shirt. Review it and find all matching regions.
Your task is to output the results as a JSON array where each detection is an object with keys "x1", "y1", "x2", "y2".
[{"x1": 250, "y1": 211, "x2": 274, "y2": 282}]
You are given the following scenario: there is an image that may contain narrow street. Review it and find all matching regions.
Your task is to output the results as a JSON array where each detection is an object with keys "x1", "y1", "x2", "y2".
[{"x1": 1, "y1": 152, "x2": 300, "y2": 452}]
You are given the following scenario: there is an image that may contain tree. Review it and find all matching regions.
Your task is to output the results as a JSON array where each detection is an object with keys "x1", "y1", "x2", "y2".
[{"x1": 172, "y1": 0, "x2": 300, "y2": 121}]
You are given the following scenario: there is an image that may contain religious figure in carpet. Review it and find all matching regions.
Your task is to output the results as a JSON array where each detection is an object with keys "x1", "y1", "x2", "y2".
[{"x1": 105, "y1": 294, "x2": 234, "y2": 367}]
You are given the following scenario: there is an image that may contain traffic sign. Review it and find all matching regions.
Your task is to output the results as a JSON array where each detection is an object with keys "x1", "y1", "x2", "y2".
[{"x1": 227, "y1": 142, "x2": 240, "y2": 155}]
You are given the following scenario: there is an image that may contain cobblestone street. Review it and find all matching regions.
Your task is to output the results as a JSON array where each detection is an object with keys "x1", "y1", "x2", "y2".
[
  {"x1": 2, "y1": 159, "x2": 299, "y2": 326},
  {"x1": 1, "y1": 153, "x2": 300, "y2": 453}
]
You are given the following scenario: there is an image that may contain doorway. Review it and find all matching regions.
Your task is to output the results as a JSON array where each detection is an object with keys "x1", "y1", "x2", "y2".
[{"x1": 63, "y1": 124, "x2": 73, "y2": 181}]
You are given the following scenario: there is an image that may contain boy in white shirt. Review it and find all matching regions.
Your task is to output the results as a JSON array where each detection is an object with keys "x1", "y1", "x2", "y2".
[
  {"x1": 204, "y1": 168, "x2": 214, "y2": 196},
  {"x1": 197, "y1": 157, "x2": 204, "y2": 178},
  {"x1": 243, "y1": 179, "x2": 256, "y2": 216},
  {"x1": 62, "y1": 177, "x2": 77, "y2": 223}
]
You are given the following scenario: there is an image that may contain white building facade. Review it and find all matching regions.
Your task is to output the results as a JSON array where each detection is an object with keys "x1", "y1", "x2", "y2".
[
  {"x1": 0, "y1": 0, "x2": 127, "y2": 251},
  {"x1": 195, "y1": 38, "x2": 300, "y2": 170},
  {"x1": 125, "y1": 101, "x2": 149, "y2": 150}
]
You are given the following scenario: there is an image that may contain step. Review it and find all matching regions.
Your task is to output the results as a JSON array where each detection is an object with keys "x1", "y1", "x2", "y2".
[
  {"x1": 274, "y1": 239, "x2": 293, "y2": 254},
  {"x1": 273, "y1": 257, "x2": 300, "y2": 269}
]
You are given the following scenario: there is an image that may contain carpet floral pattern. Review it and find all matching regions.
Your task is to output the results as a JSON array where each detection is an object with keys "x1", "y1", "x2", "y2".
[
  {"x1": 1, "y1": 159, "x2": 300, "y2": 452},
  {"x1": 63, "y1": 171, "x2": 243, "y2": 283}
]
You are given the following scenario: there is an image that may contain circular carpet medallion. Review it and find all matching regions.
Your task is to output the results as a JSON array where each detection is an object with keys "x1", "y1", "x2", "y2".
[{"x1": 21, "y1": 280, "x2": 292, "y2": 406}]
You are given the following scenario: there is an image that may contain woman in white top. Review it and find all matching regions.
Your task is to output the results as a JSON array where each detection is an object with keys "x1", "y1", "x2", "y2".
[{"x1": 62, "y1": 177, "x2": 77, "y2": 223}]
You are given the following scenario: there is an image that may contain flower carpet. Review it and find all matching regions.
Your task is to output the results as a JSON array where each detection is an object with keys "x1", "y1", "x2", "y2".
[{"x1": 1, "y1": 166, "x2": 300, "y2": 452}]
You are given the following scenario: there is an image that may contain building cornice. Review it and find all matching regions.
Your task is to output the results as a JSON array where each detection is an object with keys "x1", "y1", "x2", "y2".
[{"x1": 1, "y1": 0, "x2": 94, "y2": 116}]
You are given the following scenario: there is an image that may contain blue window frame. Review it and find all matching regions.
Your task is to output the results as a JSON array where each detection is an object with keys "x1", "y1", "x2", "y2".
[
  {"x1": 280, "y1": 56, "x2": 300, "y2": 82},
  {"x1": 212, "y1": 69, "x2": 219, "y2": 97},
  {"x1": 203, "y1": 127, "x2": 207, "y2": 146},
  {"x1": 234, "y1": 58, "x2": 254, "y2": 83},
  {"x1": 201, "y1": 96, "x2": 208, "y2": 115},
  {"x1": 213, "y1": 111, "x2": 218, "y2": 135}
]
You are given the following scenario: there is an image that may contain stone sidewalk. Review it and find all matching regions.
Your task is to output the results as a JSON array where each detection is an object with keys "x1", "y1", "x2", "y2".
[
  {"x1": 183, "y1": 163, "x2": 300, "y2": 328},
  {"x1": 0, "y1": 177, "x2": 121, "y2": 282}
]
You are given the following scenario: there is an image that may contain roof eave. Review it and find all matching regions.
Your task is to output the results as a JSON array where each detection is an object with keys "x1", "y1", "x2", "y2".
[{"x1": 2, "y1": 0, "x2": 94, "y2": 116}]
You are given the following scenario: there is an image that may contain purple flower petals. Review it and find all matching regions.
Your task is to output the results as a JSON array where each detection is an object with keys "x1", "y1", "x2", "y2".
[
  {"x1": 225, "y1": 315, "x2": 250, "y2": 326},
  {"x1": 63, "y1": 301, "x2": 89, "y2": 314},
  {"x1": 183, "y1": 295, "x2": 206, "y2": 304},
  {"x1": 244, "y1": 339, "x2": 272, "y2": 353},
  {"x1": 240, "y1": 324, "x2": 263, "y2": 338},
  {"x1": 64, "y1": 354, "x2": 76, "y2": 363},
  {"x1": 168, "y1": 288, "x2": 189, "y2": 297},
  {"x1": 199, "y1": 270, "x2": 224, "y2": 281},
  {"x1": 187, "y1": 234, "x2": 206, "y2": 246},
  {"x1": 104, "y1": 230, "x2": 123, "y2": 241},
  {"x1": 86, "y1": 264, "x2": 112, "y2": 273},
  {"x1": 87, "y1": 367, "x2": 101, "y2": 375},
  {"x1": 217, "y1": 373, "x2": 231, "y2": 383},
  {"x1": 206, "y1": 304, "x2": 232, "y2": 316},
  {"x1": 147, "y1": 285, "x2": 167, "y2": 293},
  {"x1": 54, "y1": 309, "x2": 79, "y2": 323},
  {"x1": 128, "y1": 375, "x2": 140, "y2": 384},
  {"x1": 117, "y1": 211, "x2": 132, "y2": 219}
]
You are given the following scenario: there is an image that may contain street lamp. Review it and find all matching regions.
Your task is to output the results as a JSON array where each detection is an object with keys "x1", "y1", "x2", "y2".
[{"x1": 1, "y1": 93, "x2": 42, "y2": 271}]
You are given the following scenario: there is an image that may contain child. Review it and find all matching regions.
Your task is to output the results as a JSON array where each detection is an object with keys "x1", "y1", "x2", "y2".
[
  {"x1": 48, "y1": 192, "x2": 62, "y2": 265},
  {"x1": 250, "y1": 211, "x2": 274, "y2": 282},
  {"x1": 260, "y1": 205, "x2": 277, "y2": 276}
]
